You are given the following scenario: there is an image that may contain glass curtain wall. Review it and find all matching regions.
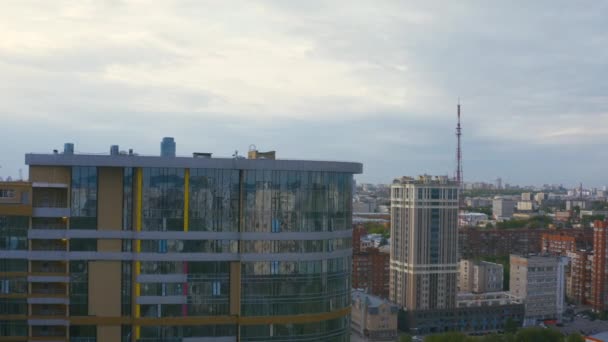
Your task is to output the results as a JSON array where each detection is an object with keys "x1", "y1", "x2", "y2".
[
  {"x1": 142, "y1": 168, "x2": 184, "y2": 231},
  {"x1": 189, "y1": 169, "x2": 239, "y2": 232},
  {"x1": 243, "y1": 171, "x2": 352, "y2": 233},
  {"x1": 0, "y1": 216, "x2": 28, "y2": 250},
  {"x1": 71, "y1": 166, "x2": 98, "y2": 229}
]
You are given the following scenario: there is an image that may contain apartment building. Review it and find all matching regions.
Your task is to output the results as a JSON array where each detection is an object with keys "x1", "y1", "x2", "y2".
[
  {"x1": 592, "y1": 220, "x2": 608, "y2": 312},
  {"x1": 390, "y1": 175, "x2": 459, "y2": 311},
  {"x1": 566, "y1": 250, "x2": 592, "y2": 305},
  {"x1": 509, "y1": 254, "x2": 568, "y2": 326},
  {"x1": 0, "y1": 142, "x2": 362, "y2": 341},
  {"x1": 458, "y1": 260, "x2": 504, "y2": 293}
]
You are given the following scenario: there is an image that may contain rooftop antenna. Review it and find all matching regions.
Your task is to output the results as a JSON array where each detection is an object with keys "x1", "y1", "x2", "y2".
[{"x1": 18, "y1": 169, "x2": 22, "y2": 181}]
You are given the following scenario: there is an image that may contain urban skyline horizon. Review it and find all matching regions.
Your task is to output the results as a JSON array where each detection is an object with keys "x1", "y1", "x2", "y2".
[{"x1": 1, "y1": 141, "x2": 605, "y2": 189}]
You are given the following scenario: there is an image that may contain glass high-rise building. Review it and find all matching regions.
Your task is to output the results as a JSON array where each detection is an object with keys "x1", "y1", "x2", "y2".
[{"x1": 0, "y1": 144, "x2": 361, "y2": 341}]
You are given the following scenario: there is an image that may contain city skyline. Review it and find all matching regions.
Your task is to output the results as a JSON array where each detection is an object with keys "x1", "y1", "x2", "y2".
[{"x1": 1, "y1": 1, "x2": 607, "y2": 186}]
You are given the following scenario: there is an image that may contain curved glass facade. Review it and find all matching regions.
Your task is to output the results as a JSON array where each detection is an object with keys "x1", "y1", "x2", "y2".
[
  {"x1": 18, "y1": 154, "x2": 360, "y2": 342},
  {"x1": 243, "y1": 170, "x2": 352, "y2": 233}
]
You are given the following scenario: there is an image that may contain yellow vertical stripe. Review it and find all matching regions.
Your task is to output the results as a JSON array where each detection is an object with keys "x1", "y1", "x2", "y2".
[
  {"x1": 134, "y1": 167, "x2": 142, "y2": 340},
  {"x1": 184, "y1": 168, "x2": 189, "y2": 232}
]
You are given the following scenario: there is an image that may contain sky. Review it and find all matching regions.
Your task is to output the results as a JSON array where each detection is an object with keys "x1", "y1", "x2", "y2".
[{"x1": 1, "y1": 1, "x2": 607, "y2": 187}]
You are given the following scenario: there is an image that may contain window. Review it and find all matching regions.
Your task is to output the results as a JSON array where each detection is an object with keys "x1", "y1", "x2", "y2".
[{"x1": 0, "y1": 189, "x2": 15, "y2": 198}]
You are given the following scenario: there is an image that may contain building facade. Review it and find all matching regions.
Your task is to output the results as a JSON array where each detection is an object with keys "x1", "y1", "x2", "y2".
[
  {"x1": 542, "y1": 233, "x2": 577, "y2": 255},
  {"x1": 351, "y1": 290, "x2": 399, "y2": 341},
  {"x1": 0, "y1": 144, "x2": 362, "y2": 341},
  {"x1": 509, "y1": 254, "x2": 567, "y2": 325},
  {"x1": 566, "y1": 250, "x2": 592, "y2": 305},
  {"x1": 458, "y1": 260, "x2": 503, "y2": 293},
  {"x1": 401, "y1": 293, "x2": 524, "y2": 335},
  {"x1": 592, "y1": 220, "x2": 608, "y2": 312},
  {"x1": 492, "y1": 198, "x2": 515, "y2": 220},
  {"x1": 389, "y1": 175, "x2": 459, "y2": 311},
  {"x1": 459, "y1": 228, "x2": 594, "y2": 259},
  {"x1": 352, "y1": 246, "x2": 390, "y2": 299}
]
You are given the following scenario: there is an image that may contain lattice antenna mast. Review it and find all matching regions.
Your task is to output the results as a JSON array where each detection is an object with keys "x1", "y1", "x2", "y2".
[{"x1": 456, "y1": 101, "x2": 463, "y2": 191}]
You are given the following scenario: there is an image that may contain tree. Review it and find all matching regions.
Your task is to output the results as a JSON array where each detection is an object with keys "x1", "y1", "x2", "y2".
[
  {"x1": 504, "y1": 317, "x2": 519, "y2": 334},
  {"x1": 424, "y1": 332, "x2": 473, "y2": 342},
  {"x1": 400, "y1": 335, "x2": 413, "y2": 342},
  {"x1": 514, "y1": 327, "x2": 563, "y2": 342},
  {"x1": 566, "y1": 333, "x2": 585, "y2": 342}
]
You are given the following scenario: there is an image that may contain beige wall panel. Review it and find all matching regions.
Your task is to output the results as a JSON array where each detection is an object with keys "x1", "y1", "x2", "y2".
[
  {"x1": 29, "y1": 166, "x2": 71, "y2": 184},
  {"x1": 89, "y1": 261, "x2": 121, "y2": 317},
  {"x1": 98, "y1": 326, "x2": 121, "y2": 341},
  {"x1": 97, "y1": 167, "x2": 123, "y2": 231},
  {"x1": 98, "y1": 239, "x2": 122, "y2": 252},
  {"x1": 230, "y1": 262, "x2": 241, "y2": 315}
]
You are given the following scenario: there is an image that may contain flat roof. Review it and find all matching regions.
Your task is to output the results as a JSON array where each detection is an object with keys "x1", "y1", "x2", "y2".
[{"x1": 25, "y1": 153, "x2": 363, "y2": 174}]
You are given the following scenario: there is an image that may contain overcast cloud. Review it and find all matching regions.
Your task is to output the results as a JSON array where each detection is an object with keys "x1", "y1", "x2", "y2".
[{"x1": 1, "y1": 1, "x2": 607, "y2": 186}]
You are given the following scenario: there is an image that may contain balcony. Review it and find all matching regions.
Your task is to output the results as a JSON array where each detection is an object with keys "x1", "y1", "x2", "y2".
[
  {"x1": 31, "y1": 325, "x2": 67, "y2": 339},
  {"x1": 31, "y1": 217, "x2": 68, "y2": 230},
  {"x1": 31, "y1": 239, "x2": 68, "y2": 252},
  {"x1": 32, "y1": 188, "x2": 69, "y2": 218},
  {"x1": 31, "y1": 283, "x2": 67, "y2": 296},
  {"x1": 31, "y1": 304, "x2": 67, "y2": 317},
  {"x1": 31, "y1": 261, "x2": 67, "y2": 274}
]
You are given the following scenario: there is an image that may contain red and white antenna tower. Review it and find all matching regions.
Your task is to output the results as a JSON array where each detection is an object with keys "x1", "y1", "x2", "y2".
[{"x1": 455, "y1": 100, "x2": 463, "y2": 197}]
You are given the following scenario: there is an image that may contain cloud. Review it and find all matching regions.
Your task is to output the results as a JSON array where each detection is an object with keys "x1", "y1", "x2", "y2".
[{"x1": 0, "y1": 1, "x2": 606, "y2": 186}]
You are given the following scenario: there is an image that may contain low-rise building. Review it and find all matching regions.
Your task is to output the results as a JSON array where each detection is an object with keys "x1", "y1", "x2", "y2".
[
  {"x1": 459, "y1": 212, "x2": 489, "y2": 227},
  {"x1": 351, "y1": 290, "x2": 399, "y2": 341},
  {"x1": 555, "y1": 210, "x2": 573, "y2": 222},
  {"x1": 567, "y1": 200, "x2": 589, "y2": 210},
  {"x1": 517, "y1": 201, "x2": 534, "y2": 212},
  {"x1": 459, "y1": 260, "x2": 504, "y2": 293},
  {"x1": 361, "y1": 233, "x2": 386, "y2": 251},
  {"x1": 401, "y1": 292, "x2": 524, "y2": 335},
  {"x1": 509, "y1": 254, "x2": 568, "y2": 326}
]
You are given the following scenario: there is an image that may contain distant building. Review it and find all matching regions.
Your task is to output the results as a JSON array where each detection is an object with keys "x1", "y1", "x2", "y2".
[
  {"x1": 567, "y1": 200, "x2": 589, "y2": 210},
  {"x1": 555, "y1": 210, "x2": 573, "y2": 222},
  {"x1": 351, "y1": 290, "x2": 399, "y2": 341},
  {"x1": 521, "y1": 193, "x2": 533, "y2": 201},
  {"x1": 466, "y1": 197, "x2": 493, "y2": 208},
  {"x1": 353, "y1": 247, "x2": 391, "y2": 299},
  {"x1": 510, "y1": 254, "x2": 568, "y2": 325},
  {"x1": 493, "y1": 198, "x2": 515, "y2": 219},
  {"x1": 354, "y1": 201, "x2": 375, "y2": 213},
  {"x1": 160, "y1": 136, "x2": 176, "y2": 157},
  {"x1": 566, "y1": 250, "x2": 593, "y2": 305},
  {"x1": 360, "y1": 234, "x2": 386, "y2": 251},
  {"x1": 535, "y1": 192, "x2": 548, "y2": 203},
  {"x1": 459, "y1": 212, "x2": 489, "y2": 227},
  {"x1": 458, "y1": 260, "x2": 504, "y2": 293},
  {"x1": 460, "y1": 228, "x2": 543, "y2": 258},
  {"x1": 592, "y1": 220, "x2": 608, "y2": 312},
  {"x1": 517, "y1": 201, "x2": 534, "y2": 212},
  {"x1": 542, "y1": 233, "x2": 577, "y2": 255}
]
